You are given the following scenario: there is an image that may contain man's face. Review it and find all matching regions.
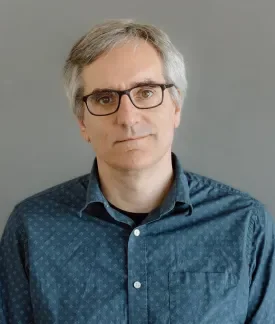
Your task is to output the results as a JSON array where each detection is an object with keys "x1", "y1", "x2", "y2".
[{"x1": 78, "y1": 39, "x2": 181, "y2": 170}]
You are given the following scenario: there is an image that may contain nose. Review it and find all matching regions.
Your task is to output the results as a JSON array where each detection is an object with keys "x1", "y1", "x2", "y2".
[{"x1": 115, "y1": 93, "x2": 141, "y2": 126}]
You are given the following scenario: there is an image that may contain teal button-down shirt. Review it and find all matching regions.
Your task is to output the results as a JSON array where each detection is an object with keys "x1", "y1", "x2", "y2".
[{"x1": 1, "y1": 152, "x2": 275, "y2": 323}]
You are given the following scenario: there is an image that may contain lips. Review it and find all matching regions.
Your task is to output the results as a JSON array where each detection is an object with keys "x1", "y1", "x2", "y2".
[{"x1": 117, "y1": 135, "x2": 149, "y2": 143}]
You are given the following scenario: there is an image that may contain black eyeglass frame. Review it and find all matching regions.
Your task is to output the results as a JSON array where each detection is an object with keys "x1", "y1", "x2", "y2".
[{"x1": 82, "y1": 83, "x2": 175, "y2": 116}]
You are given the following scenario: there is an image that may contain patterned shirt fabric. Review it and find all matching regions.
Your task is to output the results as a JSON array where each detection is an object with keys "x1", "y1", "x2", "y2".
[{"x1": 0, "y1": 152, "x2": 275, "y2": 324}]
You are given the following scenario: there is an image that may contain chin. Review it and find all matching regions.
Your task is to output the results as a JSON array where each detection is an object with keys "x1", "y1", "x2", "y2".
[{"x1": 109, "y1": 150, "x2": 156, "y2": 171}]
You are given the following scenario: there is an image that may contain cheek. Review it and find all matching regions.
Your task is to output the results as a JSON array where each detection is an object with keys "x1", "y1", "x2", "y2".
[
  {"x1": 158, "y1": 105, "x2": 176, "y2": 128},
  {"x1": 152, "y1": 112, "x2": 175, "y2": 144},
  {"x1": 85, "y1": 120, "x2": 108, "y2": 147},
  {"x1": 163, "y1": 106, "x2": 179, "y2": 137}
]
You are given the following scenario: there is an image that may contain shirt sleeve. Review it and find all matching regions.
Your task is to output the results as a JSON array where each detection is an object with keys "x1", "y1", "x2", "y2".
[
  {"x1": 246, "y1": 204, "x2": 275, "y2": 323},
  {"x1": 0, "y1": 206, "x2": 34, "y2": 324}
]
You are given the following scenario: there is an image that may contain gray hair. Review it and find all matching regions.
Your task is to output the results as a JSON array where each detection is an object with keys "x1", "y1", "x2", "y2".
[{"x1": 62, "y1": 19, "x2": 188, "y2": 120}]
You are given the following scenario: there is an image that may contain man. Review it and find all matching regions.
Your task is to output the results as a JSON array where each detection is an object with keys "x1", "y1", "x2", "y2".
[{"x1": 0, "y1": 19, "x2": 274, "y2": 324}]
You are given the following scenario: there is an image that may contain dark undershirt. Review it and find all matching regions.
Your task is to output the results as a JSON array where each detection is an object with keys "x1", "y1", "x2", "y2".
[{"x1": 108, "y1": 202, "x2": 148, "y2": 226}]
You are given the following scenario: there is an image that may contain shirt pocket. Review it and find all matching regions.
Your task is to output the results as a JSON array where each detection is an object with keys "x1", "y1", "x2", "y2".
[{"x1": 168, "y1": 271, "x2": 238, "y2": 324}]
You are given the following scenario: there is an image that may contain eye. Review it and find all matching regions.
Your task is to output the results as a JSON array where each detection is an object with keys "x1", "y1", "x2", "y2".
[
  {"x1": 93, "y1": 92, "x2": 116, "y2": 105},
  {"x1": 98, "y1": 96, "x2": 112, "y2": 104},
  {"x1": 141, "y1": 89, "x2": 153, "y2": 98},
  {"x1": 134, "y1": 87, "x2": 156, "y2": 99}
]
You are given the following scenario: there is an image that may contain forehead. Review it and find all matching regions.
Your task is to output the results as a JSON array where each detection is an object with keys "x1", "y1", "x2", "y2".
[{"x1": 82, "y1": 39, "x2": 165, "y2": 92}]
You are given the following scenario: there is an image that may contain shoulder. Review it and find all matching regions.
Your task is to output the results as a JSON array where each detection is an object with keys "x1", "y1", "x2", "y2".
[
  {"x1": 184, "y1": 169, "x2": 270, "y2": 218},
  {"x1": 185, "y1": 169, "x2": 257, "y2": 199},
  {"x1": 3, "y1": 173, "x2": 90, "y2": 237},
  {"x1": 18, "y1": 173, "x2": 89, "y2": 209}
]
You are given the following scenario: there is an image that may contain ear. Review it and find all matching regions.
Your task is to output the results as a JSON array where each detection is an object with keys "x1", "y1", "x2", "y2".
[
  {"x1": 76, "y1": 117, "x2": 90, "y2": 143},
  {"x1": 77, "y1": 117, "x2": 85, "y2": 129},
  {"x1": 173, "y1": 88, "x2": 182, "y2": 129},
  {"x1": 174, "y1": 104, "x2": 181, "y2": 129}
]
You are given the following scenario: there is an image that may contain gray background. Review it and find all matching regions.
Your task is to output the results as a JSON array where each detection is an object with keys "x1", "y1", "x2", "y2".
[{"x1": 1, "y1": 0, "x2": 274, "y2": 235}]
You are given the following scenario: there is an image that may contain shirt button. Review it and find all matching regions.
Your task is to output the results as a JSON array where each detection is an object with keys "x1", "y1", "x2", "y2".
[
  {"x1": 134, "y1": 229, "x2": 140, "y2": 236},
  {"x1": 134, "y1": 281, "x2": 141, "y2": 289}
]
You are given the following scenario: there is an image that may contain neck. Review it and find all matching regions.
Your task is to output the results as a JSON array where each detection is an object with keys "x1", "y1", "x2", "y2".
[{"x1": 97, "y1": 152, "x2": 174, "y2": 213}]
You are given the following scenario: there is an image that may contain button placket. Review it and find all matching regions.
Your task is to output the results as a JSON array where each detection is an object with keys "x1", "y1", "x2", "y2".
[{"x1": 127, "y1": 227, "x2": 148, "y2": 323}]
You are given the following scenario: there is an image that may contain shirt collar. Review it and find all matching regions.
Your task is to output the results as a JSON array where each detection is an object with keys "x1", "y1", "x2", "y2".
[
  {"x1": 158, "y1": 152, "x2": 193, "y2": 216},
  {"x1": 79, "y1": 152, "x2": 193, "y2": 217},
  {"x1": 172, "y1": 152, "x2": 193, "y2": 210}
]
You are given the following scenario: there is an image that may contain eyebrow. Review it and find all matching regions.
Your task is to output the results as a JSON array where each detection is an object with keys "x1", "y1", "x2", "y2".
[{"x1": 86, "y1": 78, "x2": 162, "y2": 96}]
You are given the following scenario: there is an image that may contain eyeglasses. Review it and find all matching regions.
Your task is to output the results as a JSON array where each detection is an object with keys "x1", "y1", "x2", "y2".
[{"x1": 82, "y1": 83, "x2": 175, "y2": 116}]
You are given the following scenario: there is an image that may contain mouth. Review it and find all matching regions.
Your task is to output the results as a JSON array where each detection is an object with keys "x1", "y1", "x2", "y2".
[{"x1": 117, "y1": 135, "x2": 150, "y2": 143}]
